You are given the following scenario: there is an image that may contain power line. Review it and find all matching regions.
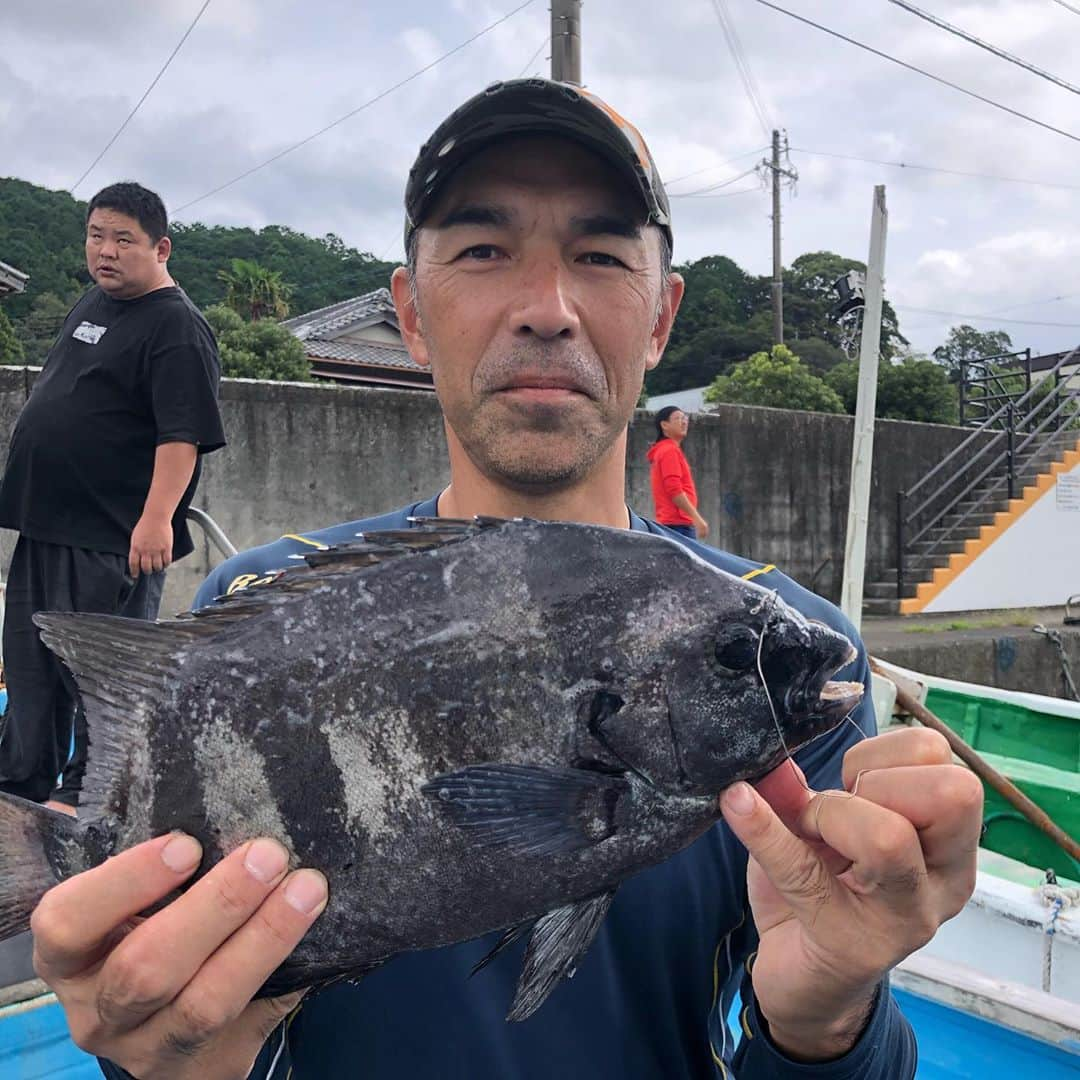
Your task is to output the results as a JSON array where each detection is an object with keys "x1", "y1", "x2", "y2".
[
  {"x1": 894, "y1": 304, "x2": 1080, "y2": 329},
  {"x1": 518, "y1": 35, "x2": 549, "y2": 78},
  {"x1": 670, "y1": 183, "x2": 764, "y2": 200},
  {"x1": 889, "y1": 1, "x2": 1080, "y2": 96},
  {"x1": 791, "y1": 147, "x2": 1080, "y2": 192},
  {"x1": 751, "y1": 0, "x2": 1080, "y2": 145},
  {"x1": 664, "y1": 146, "x2": 769, "y2": 187},
  {"x1": 1052, "y1": 0, "x2": 1080, "y2": 15},
  {"x1": 71, "y1": 0, "x2": 213, "y2": 193},
  {"x1": 671, "y1": 164, "x2": 760, "y2": 197},
  {"x1": 171, "y1": 0, "x2": 538, "y2": 216},
  {"x1": 708, "y1": 0, "x2": 773, "y2": 139}
]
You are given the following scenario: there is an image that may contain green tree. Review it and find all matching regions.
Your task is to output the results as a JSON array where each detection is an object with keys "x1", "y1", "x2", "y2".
[
  {"x1": 825, "y1": 355, "x2": 959, "y2": 424},
  {"x1": 204, "y1": 305, "x2": 311, "y2": 382},
  {"x1": 932, "y1": 325, "x2": 1014, "y2": 382},
  {"x1": 16, "y1": 290, "x2": 81, "y2": 364},
  {"x1": 0, "y1": 307, "x2": 25, "y2": 364},
  {"x1": 704, "y1": 344, "x2": 845, "y2": 414},
  {"x1": 786, "y1": 251, "x2": 906, "y2": 358},
  {"x1": 217, "y1": 258, "x2": 293, "y2": 321}
]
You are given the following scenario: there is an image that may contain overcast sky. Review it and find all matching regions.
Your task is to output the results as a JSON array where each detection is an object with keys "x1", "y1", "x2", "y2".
[{"x1": 3, "y1": 0, "x2": 1079, "y2": 358}]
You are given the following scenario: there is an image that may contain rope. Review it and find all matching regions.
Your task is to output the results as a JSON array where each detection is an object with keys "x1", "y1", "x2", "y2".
[
  {"x1": 1032, "y1": 625, "x2": 1080, "y2": 702},
  {"x1": 1036, "y1": 870, "x2": 1080, "y2": 994}
]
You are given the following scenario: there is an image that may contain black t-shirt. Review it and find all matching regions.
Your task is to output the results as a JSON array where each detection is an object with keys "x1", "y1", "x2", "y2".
[{"x1": 0, "y1": 285, "x2": 226, "y2": 560}]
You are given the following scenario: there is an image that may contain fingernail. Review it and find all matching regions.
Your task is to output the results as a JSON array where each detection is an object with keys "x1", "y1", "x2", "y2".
[
  {"x1": 284, "y1": 870, "x2": 328, "y2": 915},
  {"x1": 244, "y1": 839, "x2": 289, "y2": 883},
  {"x1": 723, "y1": 782, "x2": 756, "y2": 817},
  {"x1": 161, "y1": 833, "x2": 202, "y2": 873}
]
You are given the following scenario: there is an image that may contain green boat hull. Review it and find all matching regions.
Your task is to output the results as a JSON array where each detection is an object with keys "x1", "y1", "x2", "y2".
[{"x1": 922, "y1": 684, "x2": 1080, "y2": 881}]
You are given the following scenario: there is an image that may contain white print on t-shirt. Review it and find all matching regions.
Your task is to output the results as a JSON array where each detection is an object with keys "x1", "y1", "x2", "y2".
[{"x1": 72, "y1": 321, "x2": 108, "y2": 345}]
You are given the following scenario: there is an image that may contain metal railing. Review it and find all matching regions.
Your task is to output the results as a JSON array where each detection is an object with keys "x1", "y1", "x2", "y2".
[
  {"x1": 958, "y1": 348, "x2": 1031, "y2": 427},
  {"x1": 896, "y1": 346, "x2": 1080, "y2": 600}
]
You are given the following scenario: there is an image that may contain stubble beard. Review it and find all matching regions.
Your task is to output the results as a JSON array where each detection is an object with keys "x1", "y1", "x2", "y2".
[{"x1": 435, "y1": 341, "x2": 632, "y2": 492}]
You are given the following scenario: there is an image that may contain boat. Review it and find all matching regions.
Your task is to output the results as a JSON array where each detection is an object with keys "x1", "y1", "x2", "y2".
[{"x1": 871, "y1": 660, "x2": 1080, "y2": 1074}]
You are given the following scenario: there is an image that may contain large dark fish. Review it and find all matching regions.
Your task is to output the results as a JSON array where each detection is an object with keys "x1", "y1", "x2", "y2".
[{"x1": 0, "y1": 518, "x2": 862, "y2": 1020}]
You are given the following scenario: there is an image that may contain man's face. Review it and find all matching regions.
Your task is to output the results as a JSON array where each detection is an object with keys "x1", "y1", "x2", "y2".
[
  {"x1": 85, "y1": 208, "x2": 170, "y2": 299},
  {"x1": 393, "y1": 135, "x2": 682, "y2": 493}
]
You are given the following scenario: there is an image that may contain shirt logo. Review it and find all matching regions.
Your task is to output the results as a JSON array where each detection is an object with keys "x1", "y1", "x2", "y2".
[{"x1": 72, "y1": 321, "x2": 107, "y2": 345}]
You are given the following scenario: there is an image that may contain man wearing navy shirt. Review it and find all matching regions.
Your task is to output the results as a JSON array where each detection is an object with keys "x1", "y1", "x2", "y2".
[{"x1": 32, "y1": 80, "x2": 981, "y2": 1079}]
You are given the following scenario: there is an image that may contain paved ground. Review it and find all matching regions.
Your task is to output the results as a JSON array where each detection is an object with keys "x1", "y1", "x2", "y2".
[{"x1": 862, "y1": 604, "x2": 1079, "y2": 651}]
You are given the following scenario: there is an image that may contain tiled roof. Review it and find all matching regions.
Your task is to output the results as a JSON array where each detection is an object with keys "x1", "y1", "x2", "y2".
[
  {"x1": 303, "y1": 337, "x2": 425, "y2": 372},
  {"x1": 0, "y1": 260, "x2": 28, "y2": 295},
  {"x1": 283, "y1": 287, "x2": 398, "y2": 341}
]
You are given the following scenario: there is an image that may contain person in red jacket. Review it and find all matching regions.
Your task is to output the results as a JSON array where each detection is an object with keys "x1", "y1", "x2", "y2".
[{"x1": 647, "y1": 406, "x2": 709, "y2": 539}]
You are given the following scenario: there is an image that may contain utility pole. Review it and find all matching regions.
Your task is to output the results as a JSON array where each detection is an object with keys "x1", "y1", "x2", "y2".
[
  {"x1": 840, "y1": 186, "x2": 889, "y2": 633},
  {"x1": 551, "y1": 0, "x2": 582, "y2": 85},
  {"x1": 763, "y1": 130, "x2": 797, "y2": 346}
]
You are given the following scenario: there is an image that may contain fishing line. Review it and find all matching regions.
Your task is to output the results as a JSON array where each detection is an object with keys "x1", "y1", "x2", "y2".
[{"x1": 753, "y1": 590, "x2": 868, "y2": 815}]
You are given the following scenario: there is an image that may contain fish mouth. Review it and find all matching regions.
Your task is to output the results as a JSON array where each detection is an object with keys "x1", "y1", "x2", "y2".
[
  {"x1": 816, "y1": 677, "x2": 864, "y2": 717},
  {"x1": 809, "y1": 641, "x2": 862, "y2": 719}
]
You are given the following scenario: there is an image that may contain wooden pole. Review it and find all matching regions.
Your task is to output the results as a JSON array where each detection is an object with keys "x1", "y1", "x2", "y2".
[{"x1": 869, "y1": 657, "x2": 1080, "y2": 865}]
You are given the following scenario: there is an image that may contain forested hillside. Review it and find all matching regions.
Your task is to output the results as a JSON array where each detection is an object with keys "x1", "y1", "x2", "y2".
[{"x1": 0, "y1": 176, "x2": 972, "y2": 426}]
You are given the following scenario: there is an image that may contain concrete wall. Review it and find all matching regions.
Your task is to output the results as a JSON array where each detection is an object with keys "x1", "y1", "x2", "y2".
[{"x1": 0, "y1": 368, "x2": 981, "y2": 615}]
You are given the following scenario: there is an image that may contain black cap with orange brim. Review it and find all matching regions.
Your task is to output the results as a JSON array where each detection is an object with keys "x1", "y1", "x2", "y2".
[{"x1": 404, "y1": 78, "x2": 672, "y2": 254}]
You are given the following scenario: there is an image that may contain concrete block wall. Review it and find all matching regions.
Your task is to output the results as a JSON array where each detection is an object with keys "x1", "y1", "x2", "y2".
[{"x1": 0, "y1": 368, "x2": 978, "y2": 615}]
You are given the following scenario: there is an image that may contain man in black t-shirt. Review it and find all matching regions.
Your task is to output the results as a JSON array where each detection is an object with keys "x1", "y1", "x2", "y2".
[{"x1": 0, "y1": 181, "x2": 226, "y2": 808}]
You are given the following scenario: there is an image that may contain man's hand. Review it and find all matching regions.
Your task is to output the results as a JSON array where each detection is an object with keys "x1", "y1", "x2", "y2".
[
  {"x1": 129, "y1": 512, "x2": 173, "y2": 576},
  {"x1": 693, "y1": 513, "x2": 710, "y2": 539},
  {"x1": 32, "y1": 833, "x2": 328, "y2": 1080},
  {"x1": 720, "y1": 727, "x2": 982, "y2": 1061}
]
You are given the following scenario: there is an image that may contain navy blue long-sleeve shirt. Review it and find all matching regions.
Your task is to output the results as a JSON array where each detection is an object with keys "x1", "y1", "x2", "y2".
[{"x1": 100, "y1": 496, "x2": 916, "y2": 1079}]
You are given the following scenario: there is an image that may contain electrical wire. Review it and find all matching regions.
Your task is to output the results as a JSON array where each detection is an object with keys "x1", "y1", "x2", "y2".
[
  {"x1": 708, "y1": 0, "x2": 773, "y2": 138},
  {"x1": 791, "y1": 147, "x2": 1080, "y2": 192},
  {"x1": 517, "y1": 35, "x2": 549, "y2": 78},
  {"x1": 669, "y1": 184, "x2": 764, "y2": 200},
  {"x1": 171, "y1": 0, "x2": 538, "y2": 216},
  {"x1": 751, "y1": 0, "x2": 1080, "y2": 144},
  {"x1": 888, "y1": 1, "x2": 1080, "y2": 96},
  {"x1": 893, "y1": 305, "x2": 1080, "y2": 328},
  {"x1": 71, "y1": 0, "x2": 213, "y2": 193},
  {"x1": 664, "y1": 146, "x2": 770, "y2": 187},
  {"x1": 671, "y1": 165, "x2": 760, "y2": 196},
  {"x1": 1051, "y1": 0, "x2": 1080, "y2": 14}
]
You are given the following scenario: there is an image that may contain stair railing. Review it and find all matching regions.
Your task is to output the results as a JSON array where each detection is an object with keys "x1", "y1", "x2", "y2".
[{"x1": 896, "y1": 346, "x2": 1080, "y2": 600}]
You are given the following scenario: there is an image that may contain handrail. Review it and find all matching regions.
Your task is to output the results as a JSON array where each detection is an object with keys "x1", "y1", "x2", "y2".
[
  {"x1": 896, "y1": 345, "x2": 1079, "y2": 599},
  {"x1": 910, "y1": 383, "x2": 1079, "y2": 556},
  {"x1": 907, "y1": 346, "x2": 1078, "y2": 503}
]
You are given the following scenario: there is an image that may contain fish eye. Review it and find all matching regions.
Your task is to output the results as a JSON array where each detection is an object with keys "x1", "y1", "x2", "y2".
[{"x1": 714, "y1": 625, "x2": 759, "y2": 677}]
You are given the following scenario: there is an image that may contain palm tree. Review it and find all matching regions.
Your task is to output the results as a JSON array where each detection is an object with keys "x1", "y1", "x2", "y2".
[{"x1": 217, "y1": 258, "x2": 293, "y2": 321}]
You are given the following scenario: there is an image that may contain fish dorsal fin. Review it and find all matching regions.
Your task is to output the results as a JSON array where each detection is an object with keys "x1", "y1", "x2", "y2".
[{"x1": 32, "y1": 613, "x2": 211, "y2": 821}]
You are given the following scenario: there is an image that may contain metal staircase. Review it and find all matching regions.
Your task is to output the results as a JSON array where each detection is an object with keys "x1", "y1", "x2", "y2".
[{"x1": 864, "y1": 346, "x2": 1080, "y2": 616}]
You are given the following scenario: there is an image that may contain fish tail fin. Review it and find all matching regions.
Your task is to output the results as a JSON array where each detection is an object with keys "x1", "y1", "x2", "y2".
[{"x1": 0, "y1": 794, "x2": 76, "y2": 938}]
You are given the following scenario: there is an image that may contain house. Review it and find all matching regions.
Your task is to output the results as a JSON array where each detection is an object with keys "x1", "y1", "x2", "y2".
[
  {"x1": 644, "y1": 385, "x2": 712, "y2": 414},
  {"x1": 282, "y1": 288, "x2": 432, "y2": 390},
  {"x1": 0, "y1": 260, "x2": 28, "y2": 298}
]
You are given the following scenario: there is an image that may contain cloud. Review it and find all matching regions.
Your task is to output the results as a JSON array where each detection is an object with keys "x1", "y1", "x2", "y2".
[{"x1": 1, "y1": 0, "x2": 1077, "y2": 355}]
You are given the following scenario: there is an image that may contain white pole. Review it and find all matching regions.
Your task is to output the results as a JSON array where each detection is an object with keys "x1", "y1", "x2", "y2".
[{"x1": 841, "y1": 186, "x2": 888, "y2": 633}]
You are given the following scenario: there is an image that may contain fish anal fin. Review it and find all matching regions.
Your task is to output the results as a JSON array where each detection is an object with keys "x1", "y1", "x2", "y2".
[
  {"x1": 421, "y1": 763, "x2": 629, "y2": 858},
  {"x1": 508, "y1": 892, "x2": 615, "y2": 1021}
]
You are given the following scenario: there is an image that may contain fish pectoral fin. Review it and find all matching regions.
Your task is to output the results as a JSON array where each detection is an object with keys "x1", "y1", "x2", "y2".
[
  {"x1": 421, "y1": 763, "x2": 629, "y2": 857},
  {"x1": 508, "y1": 892, "x2": 616, "y2": 1022}
]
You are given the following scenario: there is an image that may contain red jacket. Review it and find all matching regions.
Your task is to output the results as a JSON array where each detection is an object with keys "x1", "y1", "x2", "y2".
[{"x1": 646, "y1": 438, "x2": 698, "y2": 526}]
